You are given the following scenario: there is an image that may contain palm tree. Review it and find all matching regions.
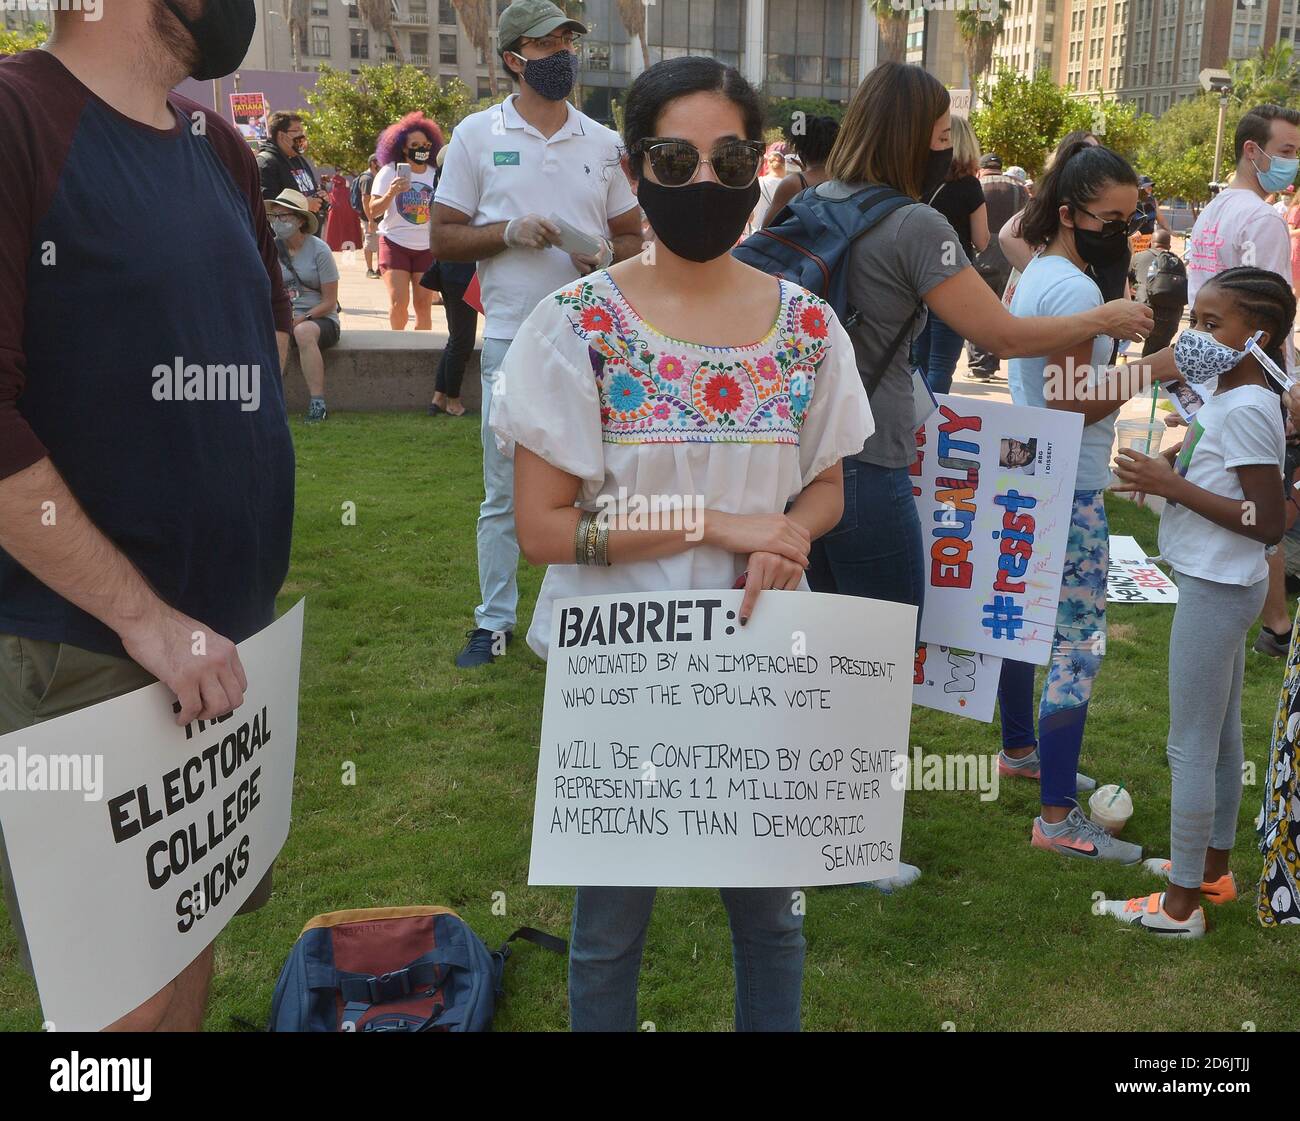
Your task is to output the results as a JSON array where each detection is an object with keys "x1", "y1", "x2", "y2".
[
  {"x1": 284, "y1": 0, "x2": 307, "y2": 70},
  {"x1": 451, "y1": 0, "x2": 498, "y2": 94},
  {"x1": 359, "y1": 0, "x2": 406, "y2": 63},
  {"x1": 869, "y1": 0, "x2": 909, "y2": 66},
  {"x1": 617, "y1": 0, "x2": 650, "y2": 72},
  {"x1": 956, "y1": 2, "x2": 1007, "y2": 98},
  {"x1": 1228, "y1": 41, "x2": 1300, "y2": 106}
]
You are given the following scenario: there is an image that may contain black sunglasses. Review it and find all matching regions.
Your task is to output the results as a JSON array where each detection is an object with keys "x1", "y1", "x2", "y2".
[
  {"x1": 631, "y1": 137, "x2": 766, "y2": 189},
  {"x1": 1073, "y1": 203, "x2": 1144, "y2": 238}
]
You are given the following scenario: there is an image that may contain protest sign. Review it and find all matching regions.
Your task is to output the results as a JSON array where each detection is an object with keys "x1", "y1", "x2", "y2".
[
  {"x1": 1107, "y1": 535, "x2": 1178, "y2": 603},
  {"x1": 913, "y1": 644, "x2": 1001, "y2": 723},
  {"x1": 229, "y1": 92, "x2": 269, "y2": 144},
  {"x1": 0, "y1": 601, "x2": 304, "y2": 1032},
  {"x1": 910, "y1": 396, "x2": 1083, "y2": 665},
  {"x1": 528, "y1": 590, "x2": 915, "y2": 888}
]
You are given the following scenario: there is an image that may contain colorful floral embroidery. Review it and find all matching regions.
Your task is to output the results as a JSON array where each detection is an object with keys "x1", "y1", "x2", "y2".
[{"x1": 553, "y1": 273, "x2": 836, "y2": 445}]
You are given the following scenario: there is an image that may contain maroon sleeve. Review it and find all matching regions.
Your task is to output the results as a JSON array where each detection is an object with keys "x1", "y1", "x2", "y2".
[
  {"x1": 0, "y1": 54, "x2": 82, "y2": 481},
  {"x1": 173, "y1": 93, "x2": 293, "y2": 335}
]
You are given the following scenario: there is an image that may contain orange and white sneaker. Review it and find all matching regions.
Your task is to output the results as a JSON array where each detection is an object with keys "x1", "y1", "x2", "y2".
[
  {"x1": 1098, "y1": 891, "x2": 1206, "y2": 938},
  {"x1": 1031, "y1": 807, "x2": 1142, "y2": 864},
  {"x1": 1141, "y1": 859, "x2": 1238, "y2": 904}
]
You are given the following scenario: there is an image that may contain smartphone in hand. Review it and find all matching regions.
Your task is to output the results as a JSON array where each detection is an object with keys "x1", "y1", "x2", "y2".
[{"x1": 396, "y1": 162, "x2": 412, "y2": 182}]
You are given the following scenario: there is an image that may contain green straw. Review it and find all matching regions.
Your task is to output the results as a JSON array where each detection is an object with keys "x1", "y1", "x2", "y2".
[
  {"x1": 1107, "y1": 782, "x2": 1126, "y2": 807},
  {"x1": 1143, "y1": 384, "x2": 1158, "y2": 455}
]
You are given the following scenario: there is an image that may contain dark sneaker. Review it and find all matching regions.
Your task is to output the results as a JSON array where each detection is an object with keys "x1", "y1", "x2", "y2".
[
  {"x1": 455, "y1": 627, "x2": 511, "y2": 668},
  {"x1": 1253, "y1": 625, "x2": 1290, "y2": 657},
  {"x1": 306, "y1": 400, "x2": 328, "y2": 423}
]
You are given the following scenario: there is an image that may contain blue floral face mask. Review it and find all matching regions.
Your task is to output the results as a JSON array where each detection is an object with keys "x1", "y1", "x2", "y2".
[{"x1": 1173, "y1": 328, "x2": 1246, "y2": 384}]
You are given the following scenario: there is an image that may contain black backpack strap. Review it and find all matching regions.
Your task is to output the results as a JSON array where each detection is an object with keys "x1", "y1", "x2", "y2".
[
  {"x1": 863, "y1": 301, "x2": 925, "y2": 398},
  {"x1": 841, "y1": 186, "x2": 918, "y2": 330},
  {"x1": 499, "y1": 926, "x2": 567, "y2": 957}
]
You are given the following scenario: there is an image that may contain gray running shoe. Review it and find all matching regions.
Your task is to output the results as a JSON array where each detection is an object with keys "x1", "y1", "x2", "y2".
[
  {"x1": 998, "y1": 747, "x2": 1096, "y2": 794},
  {"x1": 1031, "y1": 806, "x2": 1141, "y2": 864}
]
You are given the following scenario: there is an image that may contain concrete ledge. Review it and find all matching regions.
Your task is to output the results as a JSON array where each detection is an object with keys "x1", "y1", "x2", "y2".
[{"x1": 282, "y1": 329, "x2": 482, "y2": 413}]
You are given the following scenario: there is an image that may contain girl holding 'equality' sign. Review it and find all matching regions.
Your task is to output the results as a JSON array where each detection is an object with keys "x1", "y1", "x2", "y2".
[
  {"x1": 489, "y1": 56, "x2": 873, "y2": 1031},
  {"x1": 993, "y1": 142, "x2": 1179, "y2": 866}
]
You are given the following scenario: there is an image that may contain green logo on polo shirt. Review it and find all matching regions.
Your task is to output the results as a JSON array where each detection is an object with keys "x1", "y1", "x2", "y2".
[{"x1": 493, "y1": 151, "x2": 521, "y2": 166}]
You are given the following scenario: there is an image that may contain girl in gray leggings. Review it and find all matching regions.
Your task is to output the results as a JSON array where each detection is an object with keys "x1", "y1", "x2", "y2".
[{"x1": 1108, "y1": 266, "x2": 1292, "y2": 939}]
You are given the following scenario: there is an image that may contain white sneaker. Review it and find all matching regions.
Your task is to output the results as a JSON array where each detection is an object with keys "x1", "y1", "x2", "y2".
[
  {"x1": 859, "y1": 861, "x2": 922, "y2": 894},
  {"x1": 1098, "y1": 891, "x2": 1206, "y2": 938}
]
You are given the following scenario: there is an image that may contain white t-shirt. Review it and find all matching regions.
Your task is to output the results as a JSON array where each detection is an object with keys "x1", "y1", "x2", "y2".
[
  {"x1": 434, "y1": 95, "x2": 639, "y2": 339},
  {"x1": 1159, "y1": 382, "x2": 1285, "y2": 586},
  {"x1": 370, "y1": 163, "x2": 437, "y2": 250},
  {"x1": 1187, "y1": 187, "x2": 1291, "y2": 305},
  {"x1": 489, "y1": 272, "x2": 874, "y2": 659},
  {"x1": 1008, "y1": 254, "x2": 1115, "y2": 491}
]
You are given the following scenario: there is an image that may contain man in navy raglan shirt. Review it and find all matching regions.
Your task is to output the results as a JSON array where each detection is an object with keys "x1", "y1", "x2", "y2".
[{"x1": 0, "y1": 1, "x2": 294, "y2": 1030}]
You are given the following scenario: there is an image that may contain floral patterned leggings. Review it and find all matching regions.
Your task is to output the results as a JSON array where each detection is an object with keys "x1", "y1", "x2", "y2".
[{"x1": 997, "y1": 490, "x2": 1109, "y2": 808}]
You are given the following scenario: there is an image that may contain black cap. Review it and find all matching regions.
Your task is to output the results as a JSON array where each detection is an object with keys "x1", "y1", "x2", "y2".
[{"x1": 980, "y1": 153, "x2": 1002, "y2": 170}]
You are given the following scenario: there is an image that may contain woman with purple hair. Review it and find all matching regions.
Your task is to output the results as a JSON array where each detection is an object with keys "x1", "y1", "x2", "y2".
[{"x1": 370, "y1": 111, "x2": 445, "y2": 330}]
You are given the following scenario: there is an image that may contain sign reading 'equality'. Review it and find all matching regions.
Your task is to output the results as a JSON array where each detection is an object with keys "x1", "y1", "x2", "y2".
[
  {"x1": 528, "y1": 590, "x2": 916, "y2": 889},
  {"x1": 0, "y1": 602, "x2": 304, "y2": 1032},
  {"x1": 910, "y1": 397, "x2": 1084, "y2": 665}
]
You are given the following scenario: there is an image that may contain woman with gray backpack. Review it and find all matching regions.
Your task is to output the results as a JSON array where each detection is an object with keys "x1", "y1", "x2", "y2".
[{"x1": 740, "y1": 61, "x2": 1156, "y2": 892}]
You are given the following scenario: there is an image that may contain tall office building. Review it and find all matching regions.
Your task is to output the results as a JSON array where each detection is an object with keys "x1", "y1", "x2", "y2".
[
  {"x1": 904, "y1": 7, "x2": 970, "y2": 89},
  {"x1": 241, "y1": 0, "x2": 881, "y2": 123},
  {"x1": 990, "y1": 0, "x2": 1056, "y2": 81}
]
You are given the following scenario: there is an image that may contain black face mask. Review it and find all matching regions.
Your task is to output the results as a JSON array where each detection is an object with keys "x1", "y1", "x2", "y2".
[
  {"x1": 637, "y1": 177, "x2": 760, "y2": 263},
  {"x1": 922, "y1": 147, "x2": 953, "y2": 200},
  {"x1": 1073, "y1": 224, "x2": 1132, "y2": 272},
  {"x1": 513, "y1": 49, "x2": 578, "y2": 101},
  {"x1": 164, "y1": 0, "x2": 256, "y2": 81}
]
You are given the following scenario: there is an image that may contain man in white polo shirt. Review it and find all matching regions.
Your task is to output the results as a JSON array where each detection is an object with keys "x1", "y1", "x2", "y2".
[{"x1": 432, "y1": 0, "x2": 642, "y2": 668}]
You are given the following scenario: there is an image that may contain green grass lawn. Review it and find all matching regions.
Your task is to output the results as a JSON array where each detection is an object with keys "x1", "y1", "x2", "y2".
[{"x1": 2, "y1": 412, "x2": 1298, "y2": 1032}]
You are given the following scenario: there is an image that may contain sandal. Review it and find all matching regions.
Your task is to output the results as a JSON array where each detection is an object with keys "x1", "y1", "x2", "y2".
[{"x1": 427, "y1": 402, "x2": 445, "y2": 416}]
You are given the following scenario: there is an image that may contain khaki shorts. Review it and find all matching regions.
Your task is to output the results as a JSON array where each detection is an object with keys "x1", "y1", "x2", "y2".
[{"x1": 0, "y1": 634, "x2": 273, "y2": 976}]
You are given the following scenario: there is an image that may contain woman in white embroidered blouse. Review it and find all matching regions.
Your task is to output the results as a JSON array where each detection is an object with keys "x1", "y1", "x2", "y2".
[{"x1": 490, "y1": 57, "x2": 872, "y2": 1032}]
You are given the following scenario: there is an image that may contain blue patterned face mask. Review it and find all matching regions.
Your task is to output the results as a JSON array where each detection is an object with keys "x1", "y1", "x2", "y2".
[{"x1": 1173, "y1": 329, "x2": 1246, "y2": 384}]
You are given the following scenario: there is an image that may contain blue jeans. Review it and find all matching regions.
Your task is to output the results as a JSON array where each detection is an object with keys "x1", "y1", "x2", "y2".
[
  {"x1": 474, "y1": 337, "x2": 518, "y2": 634},
  {"x1": 912, "y1": 311, "x2": 965, "y2": 396},
  {"x1": 568, "y1": 886, "x2": 805, "y2": 1031},
  {"x1": 807, "y1": 458, "x2": 926, "y2": 644}
]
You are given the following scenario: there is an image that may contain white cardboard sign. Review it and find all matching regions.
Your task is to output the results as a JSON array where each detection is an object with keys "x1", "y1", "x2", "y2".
[
  {"x1": 0, "y1": 601, "x2": 304, "y2": 1031},
  {"x1": 528, "y1": 590, "x2": 916, "y2": 888}
]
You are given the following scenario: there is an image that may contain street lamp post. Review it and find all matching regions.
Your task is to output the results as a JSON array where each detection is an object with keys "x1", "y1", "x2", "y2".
[{"x1": 1201, "y1": 67, "x2": 1232, "y2": 192}]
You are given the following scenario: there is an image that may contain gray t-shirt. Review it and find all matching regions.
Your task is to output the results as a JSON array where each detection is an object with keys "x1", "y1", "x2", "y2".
[
  {"x1": 278, "y1": 234, "x2": 340, "y2": 323},
  {"x1": 819, "y1": 181, "x2": 970, "y2": 467}
]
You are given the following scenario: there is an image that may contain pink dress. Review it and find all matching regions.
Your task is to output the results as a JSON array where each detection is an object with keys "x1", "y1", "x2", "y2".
[{"x1": 1287, "y1": 203, "x2": 1300, "y2": 290}]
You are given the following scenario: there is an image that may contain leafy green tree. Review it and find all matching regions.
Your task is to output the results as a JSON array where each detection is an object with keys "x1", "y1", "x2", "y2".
[
  {"x1": 1086, "y1": 95, "x2": 1152, "y2": 165},
  {"x1": 970, "y1": 68, "x2": 1087, "y2": 175},
  {"x1": 1139, "y1": 93, "x2": 1242, "y2": 207},
  {"x1": 304, "y1": 63, "x2": 475, "y2": 172},
  {"x1": 764, "y1": 96, "x2": 846, "y2": 140},
  {"x1": 0, "y1": 21, "x2": 48, "y2": 55}
]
